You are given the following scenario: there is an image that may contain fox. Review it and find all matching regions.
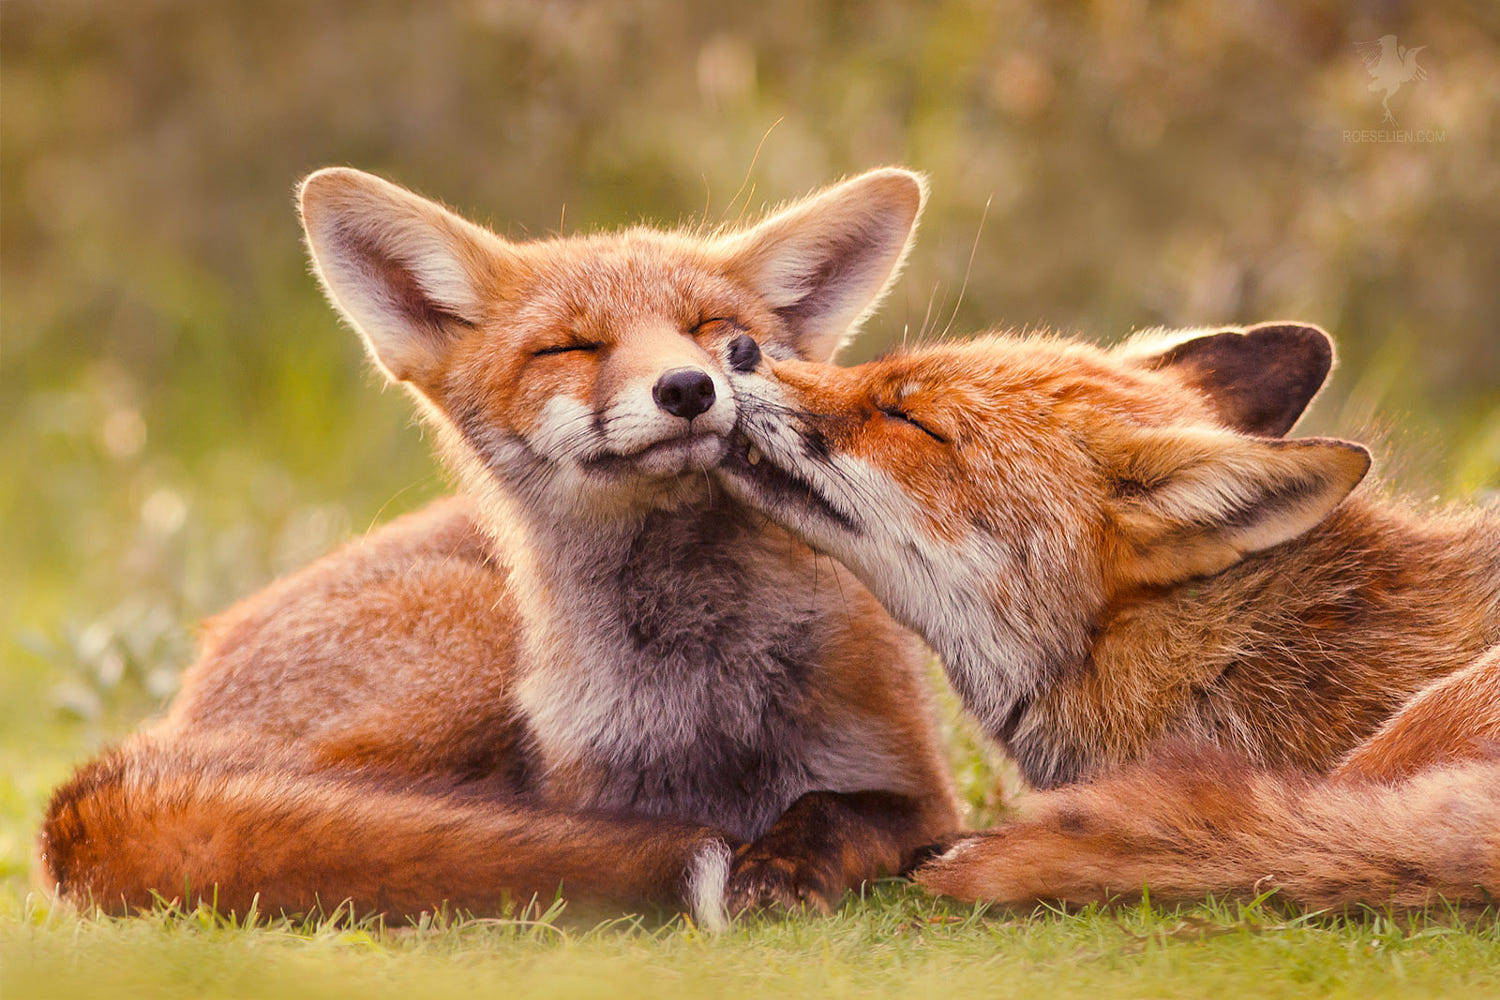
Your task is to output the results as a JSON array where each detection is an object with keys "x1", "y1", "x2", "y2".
[
  {"x1": 36, "y1": 167, "x2": 962, "y2": 928},
  {"x1": 715, "y1": 316, "x2": 1500, "y2": 909}
]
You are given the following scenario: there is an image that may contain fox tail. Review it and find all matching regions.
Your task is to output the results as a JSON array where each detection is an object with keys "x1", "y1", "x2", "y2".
[
  {"x1": 37, "y1": 734, "x2": 735, "y2": 929},
  {"x1": 916, "y1": 743, "x2": 1500, "y2": 910}
]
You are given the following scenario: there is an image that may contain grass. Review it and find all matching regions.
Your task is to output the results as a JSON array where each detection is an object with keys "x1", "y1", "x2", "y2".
[{"x1": 4, "y1": 887, "x2": 1498, "y2": 1000}]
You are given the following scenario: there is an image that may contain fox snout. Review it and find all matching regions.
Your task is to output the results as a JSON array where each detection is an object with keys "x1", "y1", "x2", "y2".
[
  {"x1": 652, "y1": 368, "x2": 717, "y2": 421},
  {"x1": 716, "y1": 355, "x2": 870, "y2": 542},
  {"x1": 563, "y1": 324, "x2": 740, "y2": 479}
]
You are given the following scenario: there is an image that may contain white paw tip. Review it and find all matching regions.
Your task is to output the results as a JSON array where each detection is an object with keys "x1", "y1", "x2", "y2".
[
  {"x1": 938, "y1": 838, "x2": 978, "y2": 864},
  {"x1": 686, "y1": 838, "x2": 732, "y2": 933}
]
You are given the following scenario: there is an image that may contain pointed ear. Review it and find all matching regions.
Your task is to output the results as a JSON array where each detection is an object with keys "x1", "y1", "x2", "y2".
[
  {"x1": 720, "y1": 168, "x2": 925, "y2": 361},
  {"x1": 1104, "y1": 426, "x2": 1370, "y2": 587},
  {"x1": 1127, "y1": 323, "x2": 1334, "y2": 436},
  {"x1": 299, "y1": 168, "x2": 521, "y2": 386}
]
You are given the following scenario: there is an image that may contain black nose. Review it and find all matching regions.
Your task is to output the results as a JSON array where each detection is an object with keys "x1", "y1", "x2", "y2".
[
  {"x1": 728, "y1": 333, "x2": 761, "y2": 372},
  {"x1": 653, "y1": 368, "x2": 716, "y2": 420}
]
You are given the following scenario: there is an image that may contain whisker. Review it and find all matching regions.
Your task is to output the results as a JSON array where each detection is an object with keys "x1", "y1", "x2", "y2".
[
  {"x1": 938, "y1": 194, "x2": 990, "y2": 343},
  {"x1": 720, "y1": 118, "x2": 784, "y2": 228}
]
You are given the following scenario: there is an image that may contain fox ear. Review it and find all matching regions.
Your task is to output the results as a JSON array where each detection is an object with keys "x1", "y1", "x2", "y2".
[
  {"x1": 1104, "y1": 426, "x2": 1370, "y2": 587},
  {"x1": 1127, "y1": 323, "x2": 1334, "y2": 436},
  {"x1": 299, "y1": 168, "x2": 520, "y2": 386},
  {"x1": 721, "y1": 168, "x2": 925, "y2": 361}
]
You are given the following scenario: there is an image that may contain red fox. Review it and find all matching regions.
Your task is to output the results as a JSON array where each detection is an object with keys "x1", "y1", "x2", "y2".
[
  {"x1": 717, "y1": 321, "x2": 1500, "y2": 908},
  {"x1": 37, "y1": 168, "x2": 961, "y2": 927}
]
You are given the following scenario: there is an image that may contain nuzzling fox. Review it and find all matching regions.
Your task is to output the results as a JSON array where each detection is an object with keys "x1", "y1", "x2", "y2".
[
  {"x1": 38, "y1": 168, "x2": 961, "y2": 927},
  {"x1": 719, "y1": 317, "x2": 1500, "y2": 908}
]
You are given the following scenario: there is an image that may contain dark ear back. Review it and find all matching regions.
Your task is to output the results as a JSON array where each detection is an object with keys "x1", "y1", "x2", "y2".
[{"x1": 1139, "y1": 323, "x2": 1334, "y2": 436}]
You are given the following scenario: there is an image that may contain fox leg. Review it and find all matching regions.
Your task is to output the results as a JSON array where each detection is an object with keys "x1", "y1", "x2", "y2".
[
  {"x1": 1334, "y1": 644, "x2": 1500, "y2": 782},
  {"x1": 724, "y1": 790, "x2": 943, "y2": 914}
]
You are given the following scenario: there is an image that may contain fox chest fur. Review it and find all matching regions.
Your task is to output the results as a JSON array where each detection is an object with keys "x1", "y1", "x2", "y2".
[{"x1": 512, "y1": 504, "x2": 861, "y2": 842}]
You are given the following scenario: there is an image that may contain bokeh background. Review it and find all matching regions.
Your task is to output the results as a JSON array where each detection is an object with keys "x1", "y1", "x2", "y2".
[{"x1": 2, "y1": 1, "x2": 1498, "y2": 886}]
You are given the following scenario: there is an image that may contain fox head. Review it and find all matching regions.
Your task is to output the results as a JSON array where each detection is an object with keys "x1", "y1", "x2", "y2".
[
  {"x1": 298, "y1": 167, "x2": 925, "y2": 524},
  {"x1": 717, "y1": 325, "x2": 1370, "y2": 731}
]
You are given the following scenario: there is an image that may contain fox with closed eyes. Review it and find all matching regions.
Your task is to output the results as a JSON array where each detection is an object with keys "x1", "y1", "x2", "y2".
[
  {"x1": 38, "y1": 167, "x2": 960, "y2": 928},
  {"x1": 718, "y1": 318, "x2": 1500, "y2": 909}
]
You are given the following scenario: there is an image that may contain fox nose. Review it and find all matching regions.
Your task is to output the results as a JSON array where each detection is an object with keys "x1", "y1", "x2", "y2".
[{"x1": 652, "y1": 368, "x2": 716, "y2": 420}]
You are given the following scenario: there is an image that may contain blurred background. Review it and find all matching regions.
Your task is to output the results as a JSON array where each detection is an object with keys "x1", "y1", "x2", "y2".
[{"x1": 2, "y1": 1, "x2": 1497, "y2": 862}]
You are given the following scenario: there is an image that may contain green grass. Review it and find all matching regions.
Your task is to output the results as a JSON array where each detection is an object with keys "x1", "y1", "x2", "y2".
[{"x1": 4, "y1": 887, "x2": 1498, "y2": 1000}]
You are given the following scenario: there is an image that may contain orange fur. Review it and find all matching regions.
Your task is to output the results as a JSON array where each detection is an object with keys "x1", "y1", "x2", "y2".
[
  {"x1": 1334, "y1": 646, "x2": 1500, "y2": 782},
  {"x1": 40, "y1": 733, "x2": 727, "y2": 918},
  {"x1": 918, "y1": 741, "x2": 1500, "y2": 909},
  {"x1": 719, "y1": 321, "x2": 1500, "y2": 908}
]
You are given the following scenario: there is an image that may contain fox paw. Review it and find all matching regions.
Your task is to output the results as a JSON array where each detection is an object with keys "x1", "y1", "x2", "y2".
[
  {"x1": 724, "y1": 843, "x2": 842, "y2": 915},
  {"x1": 913, "y1": 826, "x2": 1079, "y2": 904}
]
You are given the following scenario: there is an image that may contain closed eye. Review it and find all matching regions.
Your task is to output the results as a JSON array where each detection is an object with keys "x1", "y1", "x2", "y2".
[
  {"x1": 693, "y1": 316, "x2": 745, "y2": 335},
  {"x1": 878, "y1": 405, "x2": 948, "y2": 444},
  {"x1": 533, "y1": 342, "x2": 603, "y2": 357}
]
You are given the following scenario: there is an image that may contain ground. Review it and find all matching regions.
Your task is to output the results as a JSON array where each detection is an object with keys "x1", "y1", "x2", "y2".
[
  {"x1": 5, "y1": 878, "x2": 1499, "y2": 999},
  {"x1": 4, "y1": 889, "x2": 1498, "y2": 1000}
]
